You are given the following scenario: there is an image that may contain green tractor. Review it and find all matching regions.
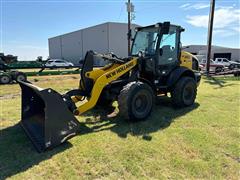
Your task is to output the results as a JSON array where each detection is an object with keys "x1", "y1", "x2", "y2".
[{"x1": 0, "y1": 59, "x2": 27, "y2": 84}]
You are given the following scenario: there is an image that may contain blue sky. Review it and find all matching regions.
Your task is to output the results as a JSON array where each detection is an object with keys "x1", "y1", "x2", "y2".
[{"x1": 1, "y1": 0, "x2": 239, "y2": 60}]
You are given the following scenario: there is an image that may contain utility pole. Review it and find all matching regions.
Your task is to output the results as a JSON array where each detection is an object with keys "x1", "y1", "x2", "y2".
[
  {"x1": 206, "y1": 0, "x2": 215, "y2": 76},
  {"x1": 126, "y1": 0, "x2": 134, "y2": 56}
]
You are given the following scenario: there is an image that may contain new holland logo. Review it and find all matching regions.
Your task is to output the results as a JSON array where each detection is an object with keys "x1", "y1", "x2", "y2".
[{"x1": 106, "y1": 62, "x2": 134, "y2": 79}]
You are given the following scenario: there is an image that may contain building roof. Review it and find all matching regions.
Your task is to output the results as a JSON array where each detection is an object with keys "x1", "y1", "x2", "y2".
[
  {"x1": 184, "y1": 45, "x2": 240, "y2": 50},
  {"x1": 49, "y1": 22, "x2": 140, "y2": 39}
]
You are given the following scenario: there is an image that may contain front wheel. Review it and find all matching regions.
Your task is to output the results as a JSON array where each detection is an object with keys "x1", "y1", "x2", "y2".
[
  {"x1": 171, "y1": 77, "x2": 197, "y2": 107},
  {"x1": 118, "y1": 82, "x2": 154, "y2": 121},
  {"x1": 0, "y1": 74, "x2": 12, "y2": 84}
]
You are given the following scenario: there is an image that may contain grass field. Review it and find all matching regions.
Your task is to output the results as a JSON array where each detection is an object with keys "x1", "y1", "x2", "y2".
[{"x1": 0, "y1": 75, "x2": 239, "y2": 179}]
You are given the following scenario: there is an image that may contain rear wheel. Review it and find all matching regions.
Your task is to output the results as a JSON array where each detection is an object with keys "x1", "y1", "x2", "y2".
[
  {"x1": 118, "y1": 81, "x2": 154, "y2": 121},
  {"x1": 16, "y1": 72, "x2": 27, "y2": 82},
  {"x1": 215, "y1": 67, "x2": 223, "y2": 73},
  {"x1": 229, "y1": 64, "x2": 235, "y2": 70},
  {"x1": 171, "y1": 77, "x2": 197, "y2": 107},
  {"x1": 0, "y1": 74, "x2": 12, "y2": 84}
]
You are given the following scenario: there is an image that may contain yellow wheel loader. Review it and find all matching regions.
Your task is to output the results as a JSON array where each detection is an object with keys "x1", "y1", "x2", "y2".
[{"x1": 18, "y1": 22, "x2": 201, "y2": 152}]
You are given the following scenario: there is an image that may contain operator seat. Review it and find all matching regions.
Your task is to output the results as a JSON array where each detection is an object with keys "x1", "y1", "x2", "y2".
[{"x1": 161, "y1": 45, "x2": 173, "y2": 62}]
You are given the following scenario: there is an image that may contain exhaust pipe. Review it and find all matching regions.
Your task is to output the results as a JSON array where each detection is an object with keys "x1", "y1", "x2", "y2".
[{"x1": 19, "y1": 81, "x2": 80, "y2": 152}]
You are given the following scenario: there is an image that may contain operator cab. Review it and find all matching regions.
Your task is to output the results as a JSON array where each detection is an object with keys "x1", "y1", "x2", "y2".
[{"x1": 131, "y1": 22, "x2": 184, "y2": 80}]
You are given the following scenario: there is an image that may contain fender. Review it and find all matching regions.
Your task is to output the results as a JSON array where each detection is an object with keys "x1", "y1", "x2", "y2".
[{"x1": 166, "y1": 67, "x2": 195, "y2": 89}]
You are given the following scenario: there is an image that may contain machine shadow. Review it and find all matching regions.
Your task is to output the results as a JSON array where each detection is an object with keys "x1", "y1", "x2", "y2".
[
  {"x1": 0, "y1": 123, "x2": 74, "y2": 180},
  {"x1": 80, "y1": 96, "x2": 200, "y2": 140},
  {"x1": 204, "y1": 76, "x2": 237, "y2": 89}
]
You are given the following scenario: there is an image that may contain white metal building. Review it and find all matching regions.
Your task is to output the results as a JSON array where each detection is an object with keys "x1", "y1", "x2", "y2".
[
  {"x1": 184, "y1": 45, "x2": 240, "y2": 62},
  {"x1": 48, "y1": 22, "x2": 139, "y2": 65}
]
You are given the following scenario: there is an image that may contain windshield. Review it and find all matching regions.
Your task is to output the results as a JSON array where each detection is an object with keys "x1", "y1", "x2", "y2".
[{"x1": 131, "y1": 27, "x2": 159, "y2": 56}]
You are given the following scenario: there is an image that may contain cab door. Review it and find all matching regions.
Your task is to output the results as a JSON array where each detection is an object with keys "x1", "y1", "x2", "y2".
[{"x1": 156, "y1": 26, "x2": 180, "y2": 77}]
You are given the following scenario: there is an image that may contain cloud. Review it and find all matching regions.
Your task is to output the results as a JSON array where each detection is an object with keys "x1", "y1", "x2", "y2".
[
  {"x1": 213, "y1": 29, "x2": 236, "y2": 37},
  {"x1": 186, "y1": 6, "x2": 240, "y2": 29},
  {"x1": 180, "y1": 3, "x2": 210, "y2": 10},
  {"x1": 231, "y1": 26, "x2": 240, "y2": 33},
  {"x1": 180, "y1": 3, "x2": 190, "y2": 9},
  {"x1": 184, "y1": 5, "x2": 240, "y2": 39}
]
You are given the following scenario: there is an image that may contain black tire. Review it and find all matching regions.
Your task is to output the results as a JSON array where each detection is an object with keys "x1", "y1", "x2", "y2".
[
  {"x1": 234, "y1": 72, "x2": 240, "y2": 77},
  {"x1": 0, "y1": 74, "x2": 12, "y2": 84},
  {"x1": 215, "y1": 67, "x2": 223, "y2": 73},
  {"x1": 118, "y1": 81, "x2": 154, "y2": 121},
  {"x1": 229, "y1": 64, "x2": 234, "y2": 70},
  {"x1": 50, "y1": 65, "x2": 56, "y2": 69},
  {"x1": 16, "y1": 72, "x2": 27, "y2": 82},
  {"x1": 171, "y1": 77, "x2": 197, "y2": 107}
]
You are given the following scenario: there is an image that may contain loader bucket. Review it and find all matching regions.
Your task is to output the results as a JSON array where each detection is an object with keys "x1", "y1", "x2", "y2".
[{"x1": 18, "y1": 81, "x2": 80, "y2": 152}]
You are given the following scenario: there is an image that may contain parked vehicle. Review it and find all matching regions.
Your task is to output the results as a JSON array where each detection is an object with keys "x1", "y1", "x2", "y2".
[
  {"x1": 214, "y1": 58, "x2": 240, "y2": 70},
  {"x1": 45, "y1": 59, "x2": 74, "y2": 68},
  {"x1": 200, "y1": 59, "x2": 225, "y2": 73},
  {"x1": 0, "y1": 59, "x2": 27, "y2": 84},
  {"x1": 195, "y1": 55, "x2": 206, "y2": 63}
]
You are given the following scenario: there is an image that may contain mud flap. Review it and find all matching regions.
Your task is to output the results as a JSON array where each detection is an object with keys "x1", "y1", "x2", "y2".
[{"x1": 19, "y1": 81, "x2": 80, "y2": 152}]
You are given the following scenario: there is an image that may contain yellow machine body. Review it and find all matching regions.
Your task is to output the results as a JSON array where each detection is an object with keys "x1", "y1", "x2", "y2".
[
  {"x1": 73, "y1": 51, "x2": 195, "y2": 115},
  {"x1": 180, "y1": 51, "x2": 193, "y2": 69},
  {"x1": 72, "y1": 58, "x2": 138, "y2": 115}
]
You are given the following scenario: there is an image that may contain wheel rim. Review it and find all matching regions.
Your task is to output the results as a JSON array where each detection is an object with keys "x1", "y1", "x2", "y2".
[
  {"x1": 17, "y1": 75, "x2": 25, "y2": 81},
  {"x1": 134, "y1": 94, "x2": 148, "y2": 112},
  {"x1": 1, "y1": 76, "x2": 10, "y2": 83},
  {"x1": 216, "y1": 67, "x2": 221, "y2": 72},
  {"x1": 132, "y1": 90, "x2": 152, "y2": 118}
]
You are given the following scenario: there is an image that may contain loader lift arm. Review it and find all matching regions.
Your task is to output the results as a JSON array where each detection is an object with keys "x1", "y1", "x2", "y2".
[{"x1": 71, "y1": 57, "x2": 138, "y2": 115}]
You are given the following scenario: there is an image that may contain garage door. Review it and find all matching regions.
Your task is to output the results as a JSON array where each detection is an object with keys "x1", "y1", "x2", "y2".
[{"x1": 214, "y1": 53, "x2": 231, "y2": 60}]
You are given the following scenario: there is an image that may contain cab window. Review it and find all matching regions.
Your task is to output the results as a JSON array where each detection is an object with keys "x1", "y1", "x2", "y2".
[
  {"x1": 158, "y1": 27, "x2": 178, "y2": 65},
  {"x1": 131, "y1": 27, "x2": 159, "y2": 56}
]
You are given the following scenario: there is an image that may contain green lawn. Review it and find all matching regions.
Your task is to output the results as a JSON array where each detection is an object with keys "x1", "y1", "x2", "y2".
[{"x1": 0, "y1": 75, "x2": 239, "y2": 179}]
